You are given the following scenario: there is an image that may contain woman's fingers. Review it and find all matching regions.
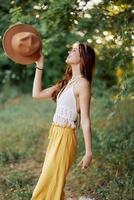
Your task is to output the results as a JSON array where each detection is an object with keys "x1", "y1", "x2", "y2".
[
  {"x1": 78, "y1": 155, "x2": 91, "y2": 170},
  {"x1": 78, "y1": 154, "x2": 92, "y2": 170},
  {"x1": 35, "y1": 52, "x2": 44, "y2": 66}
]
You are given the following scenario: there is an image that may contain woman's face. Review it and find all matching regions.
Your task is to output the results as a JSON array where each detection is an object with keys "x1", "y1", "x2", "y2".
[{"x1": 65, "y1": 42, "x2": 80, "y2": 64}]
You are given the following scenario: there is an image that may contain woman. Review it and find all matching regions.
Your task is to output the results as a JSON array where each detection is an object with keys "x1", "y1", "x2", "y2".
[{"x1": 31, "y1": 41, "x2": 96, "y2": 200}]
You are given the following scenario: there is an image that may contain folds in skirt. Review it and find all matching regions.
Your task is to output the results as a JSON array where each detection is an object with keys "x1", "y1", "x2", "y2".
[{"x1": 31, "y1": 122, "x2": 77, "y2": 200}]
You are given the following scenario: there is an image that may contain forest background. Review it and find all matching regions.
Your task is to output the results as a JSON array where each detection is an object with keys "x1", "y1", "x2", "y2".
[{"x1": 0, "y1": 0, "x2": 133, "y2": 200}]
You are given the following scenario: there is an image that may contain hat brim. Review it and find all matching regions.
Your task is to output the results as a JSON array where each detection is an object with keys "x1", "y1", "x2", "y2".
[{"x1": 2, "y1": 23, "x2": 42, "y2": 65}]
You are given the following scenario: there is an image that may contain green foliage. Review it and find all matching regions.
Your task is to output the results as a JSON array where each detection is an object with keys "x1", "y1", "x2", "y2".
[
  {"x1": 0, "y1": 0, "x2": 133, "y2": 97},
  {"x1": 70, "y1": 94, "x2": 133, "y2": 199},
  {"x1": 0, "y1": 94, "x2": 133, "y2": 199},
  {"x1": 1, "y1": 170, "x2": 33, "y2": 200},
  {"x1": 117, "y1": 64, "x2": 134, "y2": 98},
  {"x1": 92, "y1": 113, "x2": 133, "y2": 199},
  {"x1": 0, "y1": 1, "x2": 133, "y2": 199}
]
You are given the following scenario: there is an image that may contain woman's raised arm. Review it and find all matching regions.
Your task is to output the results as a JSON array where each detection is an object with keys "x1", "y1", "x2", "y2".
[{"x1": 32, "y1": 53, "x2": 58, "y2": 100}]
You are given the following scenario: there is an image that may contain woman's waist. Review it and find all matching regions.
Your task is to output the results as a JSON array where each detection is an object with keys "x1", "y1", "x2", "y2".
[{"x1": 51, "y1": 122, "x2": 76, "y2": 131}]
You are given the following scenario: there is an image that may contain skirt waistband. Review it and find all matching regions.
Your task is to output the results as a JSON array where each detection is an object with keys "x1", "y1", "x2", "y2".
[{"x1": 51, "y1": 122, "x2": 76, "y2": 131}]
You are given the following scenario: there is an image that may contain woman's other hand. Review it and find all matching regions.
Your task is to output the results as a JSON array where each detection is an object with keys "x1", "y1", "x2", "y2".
[{"x1": 77, "y1": 153, "x2": 92, "y2": 170}]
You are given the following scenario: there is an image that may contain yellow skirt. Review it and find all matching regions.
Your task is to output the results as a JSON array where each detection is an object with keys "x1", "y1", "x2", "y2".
[{"x1": 31, "y1": 122, "x2": 77, "y2": 200}]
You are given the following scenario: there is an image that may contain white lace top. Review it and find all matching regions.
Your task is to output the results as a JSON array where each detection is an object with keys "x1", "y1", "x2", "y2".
[{"x1": 52, "y1": 80, "x2": 80, "y2": 129}]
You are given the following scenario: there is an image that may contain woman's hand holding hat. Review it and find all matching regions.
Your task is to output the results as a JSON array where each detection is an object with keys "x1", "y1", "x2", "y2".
[{"x1": 35, "y1": 52, "x2": 44, "y2": 70}]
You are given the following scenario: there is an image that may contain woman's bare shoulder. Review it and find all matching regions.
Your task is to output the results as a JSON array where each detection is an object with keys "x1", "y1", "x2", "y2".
[
  {"x1": 78, "y1": 77, "x2": 90, "y2": 88},
  {"x1": 75, "y1": 77, "x2": 90, "y2": 97}
]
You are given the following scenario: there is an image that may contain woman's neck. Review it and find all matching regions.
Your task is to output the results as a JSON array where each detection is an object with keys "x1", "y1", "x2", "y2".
[{"x1": 71, "y1": 73, "x2": 82, "y2": 79}]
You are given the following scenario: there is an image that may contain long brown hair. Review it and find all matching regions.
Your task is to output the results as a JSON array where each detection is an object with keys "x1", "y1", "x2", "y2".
[{"x1": 51, "y1": 42, "x2": 96, "y2": 102}]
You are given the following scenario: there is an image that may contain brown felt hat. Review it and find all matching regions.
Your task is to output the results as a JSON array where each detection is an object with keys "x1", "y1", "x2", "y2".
[{"x1": 2, "y1": 23, "x2": 42, "y2": 65}]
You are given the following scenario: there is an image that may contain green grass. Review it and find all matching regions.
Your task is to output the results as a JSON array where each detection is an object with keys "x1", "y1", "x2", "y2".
[{"x1": 0, "y1": 94, "x2": 133, "y2": 200}]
